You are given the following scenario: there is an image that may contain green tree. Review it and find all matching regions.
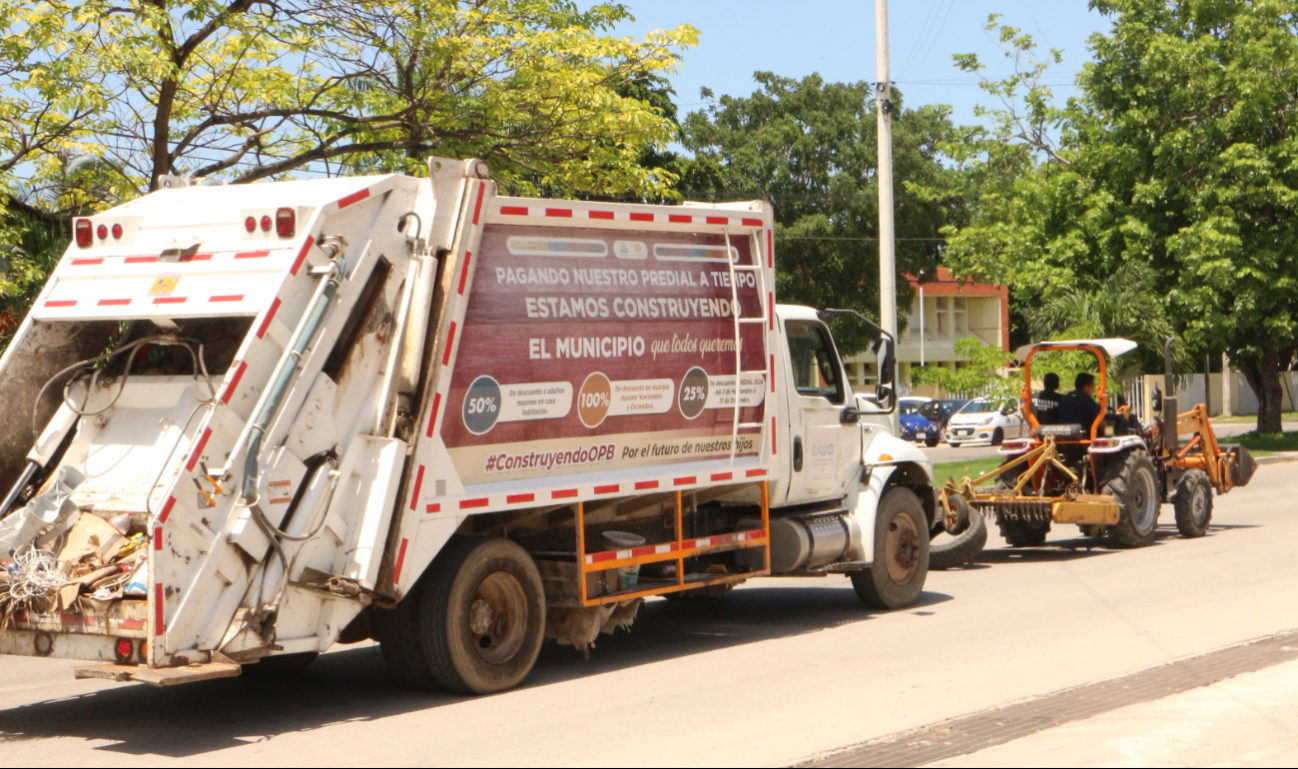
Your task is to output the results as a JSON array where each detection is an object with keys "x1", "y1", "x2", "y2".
[
  {"x1": 2, "y1": 0, "x2": 695, "y2": 198},
  {"x1": 935, "y1": 7, "x2": 1298, "y2": 433},
  {"x1": 676, "y1": 72, "x2": 963, "y2": 354},
  {"x1": 910, "y1": 336, "x2": 1017, "y2": 399}
]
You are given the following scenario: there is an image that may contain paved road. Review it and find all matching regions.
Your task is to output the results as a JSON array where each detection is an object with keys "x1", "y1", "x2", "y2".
[{"x1": 1, "y1": 466, "x2": 1296, "y2": 766}]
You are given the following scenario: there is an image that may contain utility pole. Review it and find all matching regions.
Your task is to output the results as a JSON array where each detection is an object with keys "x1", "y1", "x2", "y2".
[{"x1": 876, "y1": 0, "x2": 897, "y2": 345}]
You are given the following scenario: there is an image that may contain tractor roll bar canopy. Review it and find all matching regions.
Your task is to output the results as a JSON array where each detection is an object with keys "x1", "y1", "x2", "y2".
[{"x1": 1018, "y1": 337, "x2": 1137, "y2": 441}]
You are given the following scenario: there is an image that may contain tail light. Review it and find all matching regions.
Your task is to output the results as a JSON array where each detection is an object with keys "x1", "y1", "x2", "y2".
[
  {"x1": 111, "y1": 223, "x2": 123, "y2": 239},
  {"x1": 75, "y1": 219, "x2": 93, "y2": 248},
  {"x1": 275, "y1": 207, "x2": 296, "y2": 238},
  {"x1": 244, "y1": 216, "x2": 257, "y2": 233},
  {"x1": 96, "y1": 224, "x2": 108, "y2": 240},
  {"x1": 114, "y1": 638, "x2": 134, "y2": 663},
  {"x1": 260, "y1": 215, "x2": 271, "y2": 232}
]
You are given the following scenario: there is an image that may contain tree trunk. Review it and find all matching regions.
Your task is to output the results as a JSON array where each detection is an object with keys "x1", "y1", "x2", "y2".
[{"x1": 1238, "y1": 349, "x2": 1284, "y2": 434}]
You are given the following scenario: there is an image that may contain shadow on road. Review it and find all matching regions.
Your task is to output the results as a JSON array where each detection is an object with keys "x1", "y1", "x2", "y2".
[
  {"x1": 0, "y1": 585, "x2": 951, "y2": 758},
  {"x1": 972, "y1": 520, "x2": 1261, "y2": 566}
]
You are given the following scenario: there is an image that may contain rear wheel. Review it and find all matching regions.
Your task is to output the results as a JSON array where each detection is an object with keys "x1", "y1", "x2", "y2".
[
  {"x1": 1173, "y1": 469, "x2": 1213, "y2": 538},
  {"x1": 992, "y1": 428, "x2": 1005, "y2": 446},
  {"x1": 378, "y1": 536, "x2": 545, "y2": 694},
  {"x1": 851, "y1": 487, "x2": 929, "y2": 609},
  {"x1": 1104, "y1": 451, "x2": 1161, "y2": 548},
  {"x1": 997, "y1": 517, "x2": 1050, "y2": 547}
]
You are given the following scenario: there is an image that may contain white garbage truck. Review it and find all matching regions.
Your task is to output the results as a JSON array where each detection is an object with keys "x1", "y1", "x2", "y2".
[{"x1": 0, "y1": 158, "x2": 938, "y2": 693}]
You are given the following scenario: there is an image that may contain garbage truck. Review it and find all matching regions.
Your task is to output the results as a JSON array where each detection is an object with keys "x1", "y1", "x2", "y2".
[{"x1": 0, "y1": 158, "x2": 938, "y2": 694}]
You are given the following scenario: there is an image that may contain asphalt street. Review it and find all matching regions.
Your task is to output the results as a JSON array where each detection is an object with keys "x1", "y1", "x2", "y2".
[{"x1": 1, "y1": 462, "x2": 1296, "y2": 765}]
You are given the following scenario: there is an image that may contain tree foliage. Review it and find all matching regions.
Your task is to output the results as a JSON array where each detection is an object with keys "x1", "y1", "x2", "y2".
[
  {"x1": 910, "y1": 336, "x2": 1018, "y2": 399},
  {"x1": 676, "y1": 72, "x2": 963, "y2": 355},
  {"x1": 0, "y1": 0, "x2": 696, "y2": 203},
  {"x1": 931, "y1": 5, "x2": 1298, "y2": 432}
]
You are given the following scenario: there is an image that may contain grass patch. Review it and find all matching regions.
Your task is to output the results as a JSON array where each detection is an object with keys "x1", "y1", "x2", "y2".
[
  {"x1": 1212, "y1": 412, "x2": 1298, "y2": 425},
  {"x1": 1234, "y1": 431, "x2": 1298, "y2": 455},
  {"x1": 932, "y1": 456, "x2": 1004, "y2": 485}
]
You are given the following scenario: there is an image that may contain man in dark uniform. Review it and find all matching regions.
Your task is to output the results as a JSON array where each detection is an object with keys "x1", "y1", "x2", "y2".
[
  {"x1": 1033, "y1": 372, "x2": 1063, "y2": 425},
  {"x1": 1058, "y1": 372, "x2": 1102, "y2": 430}
]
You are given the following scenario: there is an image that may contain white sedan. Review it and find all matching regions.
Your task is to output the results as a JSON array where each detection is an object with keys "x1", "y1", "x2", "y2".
[{"x1": 944, "y1": 398, "x2": 1030, "y2": 447}]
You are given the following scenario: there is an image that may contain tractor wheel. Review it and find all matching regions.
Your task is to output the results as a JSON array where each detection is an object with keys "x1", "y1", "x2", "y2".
[
  {"x1": 1103, "y1": 450, "x2": 1161, "y2": 548},
  {"x1": 992, "y1": 428, "x2": 1005, "y2": 446},
  {"x1": 1173, "y1": 469, "x2": 1214, "y2": 538},
  {"x1": 930, "y1": 499, "x2": 987, "y2": 570},
  {"x1": 850, "y1": 487, "x2": 929, "y2": 609},
  {"x1": 997, "y1": 517, "x2": 1050, "y2": 547}
]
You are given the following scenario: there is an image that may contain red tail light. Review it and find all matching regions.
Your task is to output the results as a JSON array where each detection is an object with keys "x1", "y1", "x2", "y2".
[
  {"x1": 115, "y1": 638, "x2": 134, "y2": 663},
  {"x1": 275, "y1": 207, "x2": 296, "y2": 238},
  {"x1": 244, "y1": 216, "x2": 256, "y2": 233},
  {"x1": 111, "y1": 223, "x2": 123, "y2": 239},
  {"x1": 75, "y1": 219, "x2": 93, "y2": 248},
  {"x1": 260, "y1": 215, "x2": 271, "y2": 232}
]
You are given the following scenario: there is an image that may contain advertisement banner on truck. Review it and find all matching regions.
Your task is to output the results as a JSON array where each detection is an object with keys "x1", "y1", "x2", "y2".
[{"x1": 443, "y1": 225, "x2": 768, "y2": 485}]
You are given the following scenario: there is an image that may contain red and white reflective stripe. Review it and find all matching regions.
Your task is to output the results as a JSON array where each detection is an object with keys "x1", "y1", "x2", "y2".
[
  {"x1": 221, "y1": 361, "x2": 248, "y2": 404},
  {"x1": 494, "y1": 206, "x2": 767, "y2": 229},
  {"x1": 338, "y1": 187, "x2": 371, "y2": 209},
  {"x1": 583, "y1": 529, "x2": 766, "y2": 565},
  {"x1": 392, "y1": 538, "x2": 409, "y2": 585}
]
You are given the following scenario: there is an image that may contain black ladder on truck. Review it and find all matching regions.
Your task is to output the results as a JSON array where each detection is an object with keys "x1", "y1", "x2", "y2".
[{"x1": 723, "y1": 228, "x2": 772, "y2": 466}]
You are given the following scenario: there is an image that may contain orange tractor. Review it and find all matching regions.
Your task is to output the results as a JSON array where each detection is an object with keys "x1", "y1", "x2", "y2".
[{"x1": 938, "y1": 338, "x2": 1256, "y2": 551}]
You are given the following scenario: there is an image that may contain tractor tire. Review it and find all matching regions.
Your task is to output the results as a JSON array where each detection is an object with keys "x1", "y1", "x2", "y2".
[
  {"x1": 379, "y1": 535, "x2": 546, "y2": 695},
  {"x1": 992, "y1": 428, "x2": 1005, "y2": 446},
  {"x1": 1173, "y1": 469, "x2": 1214, "y2": 538},
  {"x1": 1103, "y1": 450, "x2": 1161, "y2": 548},
  {"x1": 930, "y1": 500, "x2": 987, "y2": 570},
  {"x1": 997, "y1": 517, "x2": 1050, "y2": 547},
  {"x1": 851, "y1": 487, "x2": 929, "y2": 609}
]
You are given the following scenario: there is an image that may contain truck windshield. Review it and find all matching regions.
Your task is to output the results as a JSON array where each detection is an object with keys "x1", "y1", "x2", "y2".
[{"x1": 785, "y1": 321, "x2": 844, "y2": 405}]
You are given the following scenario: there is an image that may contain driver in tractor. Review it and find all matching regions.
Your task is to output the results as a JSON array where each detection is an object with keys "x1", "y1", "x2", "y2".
[{"x1": 1058, "y1": 372, "x2": 1101, "y2": 432}]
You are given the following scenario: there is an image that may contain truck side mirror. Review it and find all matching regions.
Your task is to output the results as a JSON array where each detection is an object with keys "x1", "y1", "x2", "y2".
[
  {"x1": 875, "y1": 385, "x2": 895, "y2": 411},
  {"x1": 873, "y1": 336, "x2": 896, "y2": 388},
  {"x1": 841, "y1": 405, "x2": 861, "y2": 424}
]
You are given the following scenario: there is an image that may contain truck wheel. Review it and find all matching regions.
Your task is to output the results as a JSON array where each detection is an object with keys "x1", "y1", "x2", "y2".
[
  {"x1": 997, "y1": 517, "x2": 1050, "y2": 547},
  {"x1": 930, "y1": 501, "x2": 987, "y2": 570},
  {"x1": 1173, "y1": 469, "x2": 1213, "y2": 538},
  {"x1": 1103, "y1": 450, "x2": 1161, "y2": 548},
  {"x1": 378, "y1": 535, "x2": 546, "y2": 694},
  {"x1": 850, "y1": 487, "x2": 929, "y2": 609}
]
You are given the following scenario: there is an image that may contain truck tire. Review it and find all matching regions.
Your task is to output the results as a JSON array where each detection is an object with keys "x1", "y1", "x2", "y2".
[
  {"x1": 850, "y1": 487, "x2": 930, "y2": 609},
  {"x1": 1103, "y1": 450, "x2": 1161, "y2": 548},
  {"x1": 930, "y1": 501, "x2": 987, "y2": 570},
  {"x1": 376, "y1": 575, "x2": 439, "y2": 690},
  {"x1": 419, "y1": 535, "x2": 546, "y2": 695},
  {"x1": 1173, "y1": 469, "x2": 1213, "y2": 538}
]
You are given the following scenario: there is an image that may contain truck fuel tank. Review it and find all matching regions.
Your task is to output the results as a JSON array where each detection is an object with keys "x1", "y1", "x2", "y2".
[{"x1": 739, "y1": 510, "x2": 862, "y2": 573}]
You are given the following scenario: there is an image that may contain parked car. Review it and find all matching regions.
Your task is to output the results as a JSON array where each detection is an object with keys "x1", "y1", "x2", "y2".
[
  {"x1": 899, "y1": 397, "x2": 942, "y2": 447},
  {"x1": 945, "y1": 397, "x2": 1029, "y2": 447},
  {"x1": 920, "y1": 398, "x2": 968, "y2": 433}
]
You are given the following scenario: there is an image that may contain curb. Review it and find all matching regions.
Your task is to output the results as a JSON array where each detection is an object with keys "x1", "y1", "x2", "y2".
[{"x1": 1256, "y1": 452, "x2": 1298, "y2": 466}]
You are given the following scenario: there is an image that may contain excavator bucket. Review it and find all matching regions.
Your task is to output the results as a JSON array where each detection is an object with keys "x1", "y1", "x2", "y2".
[{"x1": 1225, "y1": 445, "x2": 1258, "y2": 488}]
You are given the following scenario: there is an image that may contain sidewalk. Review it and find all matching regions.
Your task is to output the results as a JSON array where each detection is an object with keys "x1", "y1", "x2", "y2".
[{"x1": 929, "y1": 658, "x2": 1298, "y2": 768}]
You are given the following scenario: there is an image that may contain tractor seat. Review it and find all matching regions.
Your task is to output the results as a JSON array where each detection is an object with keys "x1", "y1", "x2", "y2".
[{"x1": 1038, "y1": 423, "x2": 1087, "y2": 441}]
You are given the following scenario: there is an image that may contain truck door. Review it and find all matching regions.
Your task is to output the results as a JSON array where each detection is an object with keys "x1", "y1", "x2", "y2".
[{"x1": 782, "y1": 319, "x2": 859, "y2": 503}]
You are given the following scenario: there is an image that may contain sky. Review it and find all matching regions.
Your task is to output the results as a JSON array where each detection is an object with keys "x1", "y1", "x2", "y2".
[{"x1": 590, "y1": 0, "x2": 1115, "y2": 127}]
